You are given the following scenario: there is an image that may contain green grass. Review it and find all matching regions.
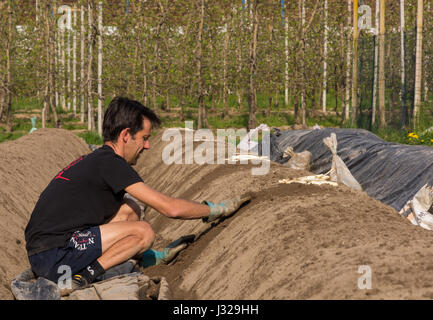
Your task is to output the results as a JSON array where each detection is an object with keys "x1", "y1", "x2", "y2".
[
  {"x1": 2, "y1": 94, "x2": 432, "y2": 148},
  {"x1": 76, "y1": 131, "x2": 104, "y2": 145},
  {"x1": 0, "y1": 131, "x2": 27, "y2": 143},
  {"x1": 11, "y1": 97, "x2": 42, "y2": 112}
]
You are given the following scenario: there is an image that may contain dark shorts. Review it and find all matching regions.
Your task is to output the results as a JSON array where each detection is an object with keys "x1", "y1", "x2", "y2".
[{"x1": 28, "y1": 227, "x2": 102, "y2": 283}]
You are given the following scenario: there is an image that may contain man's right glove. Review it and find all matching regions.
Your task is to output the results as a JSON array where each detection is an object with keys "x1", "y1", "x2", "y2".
[{"x1": 202, "y1": 195, "x2": 251, "y2": 223}]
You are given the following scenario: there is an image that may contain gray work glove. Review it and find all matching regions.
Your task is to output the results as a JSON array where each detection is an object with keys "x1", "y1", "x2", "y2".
[
  {"x1": 141, "y1": 235, "x2": 195, "y2": 268},
  {"x1": 202, "y1": 195, "x2": 251, "y2": 223}
]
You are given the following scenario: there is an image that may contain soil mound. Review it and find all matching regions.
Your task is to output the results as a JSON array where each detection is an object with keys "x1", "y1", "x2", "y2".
[
  {"x1": 0, "y1": 129, "x2": 90, "y2": 299},
  {"x1": 137, "y1": 130, "x2": 433, "y2": 299},
  {"x1": 2, "y1": 128, "x2": 433, "y2": 299}
]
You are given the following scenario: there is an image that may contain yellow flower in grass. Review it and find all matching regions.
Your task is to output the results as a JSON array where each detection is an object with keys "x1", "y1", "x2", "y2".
[
  {"x1": 408, "y1": 132, "x2": 419, "y2": 139},
  {"x1": 421, "y1": 140, "x2": 425, "y2": 143}
]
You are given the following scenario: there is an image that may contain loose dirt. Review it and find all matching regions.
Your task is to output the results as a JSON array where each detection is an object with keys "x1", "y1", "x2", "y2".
[{"x1": 1, "y1": 128, "x2": 433, "y2": 300}]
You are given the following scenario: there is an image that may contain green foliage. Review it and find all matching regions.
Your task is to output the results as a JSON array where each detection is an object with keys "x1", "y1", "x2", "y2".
[
  {"x1": 1, "y1": 0, "x2": 432, "y2": 150},
  {"x1": 0, "y1": 131, "x2": 26, "y2": 143},
  {"x1": 77, "y1": 131, "x2": 104, "y2": 145}
]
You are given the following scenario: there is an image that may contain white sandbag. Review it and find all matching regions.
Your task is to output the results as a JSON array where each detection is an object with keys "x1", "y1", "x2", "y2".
[
  {"x1": 323, "y1": 133, "x2": 363, "y2": 191},
  {"x1": 11, "y1": 269, "x2": 61, "y2": 300},
  {"x1": 399, "y1": 184, "x2": 433, "y2": 230},
  {"x1": 237, "y1": 124, "x2": 270, "y2": 152},
  {"x1": 93, "y1": 273, "x2": 140, "y2": 300},
  {"x1": 283, "y1": 146, "x2": 312, "y2": 171}
]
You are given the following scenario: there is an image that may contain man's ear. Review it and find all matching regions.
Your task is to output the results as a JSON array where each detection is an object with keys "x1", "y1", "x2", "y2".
[{"x1": 119, "y1": 128, "x2": 131, "y2": 143}]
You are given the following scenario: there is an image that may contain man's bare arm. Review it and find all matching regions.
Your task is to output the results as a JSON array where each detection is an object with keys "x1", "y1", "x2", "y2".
[{"x1": 125, "y1": 182, "x2": 210, "y2": 219}]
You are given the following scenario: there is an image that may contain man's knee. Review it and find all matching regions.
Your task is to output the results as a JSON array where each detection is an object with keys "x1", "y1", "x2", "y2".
[{"x1": 135, "y1": 221, "x2": 155, "y2": 251}]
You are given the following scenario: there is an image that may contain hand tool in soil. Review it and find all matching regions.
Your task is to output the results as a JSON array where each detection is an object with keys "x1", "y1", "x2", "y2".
[
  {"x1": 202, "y1": 195, "x2": 251, "y2": 223},
  {"x1": 141, "y1": 235, "x2": 195, "y2": 268}
]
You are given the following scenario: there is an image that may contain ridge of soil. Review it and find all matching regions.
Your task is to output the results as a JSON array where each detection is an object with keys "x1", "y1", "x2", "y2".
[{"x1": 2, "y1": 129, "x2": 433, "y2": 299}]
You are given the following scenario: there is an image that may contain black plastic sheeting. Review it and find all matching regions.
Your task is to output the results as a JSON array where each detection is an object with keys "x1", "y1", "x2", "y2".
[{"x1": 261, "y1": 128, "x2": 433, "y2": 212}]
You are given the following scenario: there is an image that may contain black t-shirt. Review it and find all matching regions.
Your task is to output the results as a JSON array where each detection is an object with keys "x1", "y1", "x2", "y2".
[{"x1": 25, "y1": 145, "x2": 143, "y2": 256}]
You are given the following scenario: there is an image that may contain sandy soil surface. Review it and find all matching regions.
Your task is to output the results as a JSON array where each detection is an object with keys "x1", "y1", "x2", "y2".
[
  {"x1": 1, "y1": 128, "x2": 433, "y2": 299},
  {"x1": 136, "y1": 130, "x2": 433, "y2": 300},
  {"x1": 0, "y1": 129, "x2": 90, "y2": 299}
]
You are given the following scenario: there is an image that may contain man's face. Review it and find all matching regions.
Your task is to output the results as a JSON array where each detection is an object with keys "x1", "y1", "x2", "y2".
[{"x1": 125, "y1": 118, "x2": 152, "y2": 165}]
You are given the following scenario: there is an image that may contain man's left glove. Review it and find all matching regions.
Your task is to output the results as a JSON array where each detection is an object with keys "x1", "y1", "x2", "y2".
[
  {"x1": 202, "y1": 195, "x2": 251, "y2": 223},
  {"x1": 141, "y1": 235, "x2": 195, "y2": 268}
]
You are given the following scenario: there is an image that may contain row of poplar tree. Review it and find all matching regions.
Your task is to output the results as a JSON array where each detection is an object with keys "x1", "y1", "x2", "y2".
[{"x1": 0, "y1": 0, "x2": 431, "y2": 134}]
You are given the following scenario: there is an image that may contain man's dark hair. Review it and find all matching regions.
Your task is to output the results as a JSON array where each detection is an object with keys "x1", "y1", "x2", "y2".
[{"x1": 103, "y1": 96, "x2": 161, "y2": 143}]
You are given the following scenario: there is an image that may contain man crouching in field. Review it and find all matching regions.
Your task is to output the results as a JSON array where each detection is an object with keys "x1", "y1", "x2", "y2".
[{"x1": 25, "y1": 96, "x2": 245, "y2": 292}]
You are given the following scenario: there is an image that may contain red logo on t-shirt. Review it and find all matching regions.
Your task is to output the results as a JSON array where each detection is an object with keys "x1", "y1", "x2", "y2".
[
  {"x1": 55, "y1": 170, "x2": 70, "y2": 181},
  {"x1": 54, "y1": 156, "x2": 85, "y2": 182}
]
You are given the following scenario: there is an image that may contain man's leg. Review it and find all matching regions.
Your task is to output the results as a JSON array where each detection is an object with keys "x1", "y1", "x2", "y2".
[
  {"x1": 67, "y1": 219, "x2": 154, "y2": 291},
  {"x1": 97, "y1": 220, "x2": 155, "y2": 270}
]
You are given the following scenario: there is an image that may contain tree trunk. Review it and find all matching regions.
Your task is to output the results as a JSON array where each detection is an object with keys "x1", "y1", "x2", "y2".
[
  {"x1": 42, "y1": 0, "x2": 51, "y2": 128},
  {"x1": 72, "y1": 5, "x2": 77, "y2": 115},
  {"x1": 267, "y1": 95, "x2": 272, "y2": 118},
  {"x1": 351, "y1": 0, "x2": 359, "y2": 124},
  {"x1": 399, "y1": 0, "x2": 407, "y2": 128},
  {"x1": 152, "y1": 1, "x2": 165, "y2": 114},
  {"x1": 371, "y1": 0, "x2": 379, "y2": 127},
  {"x1": 413, "y1": 0, "x2": 423, "y2": 130},
  {"x1": 97, "y1": 1, "x2": 103, "y2": 136},
  {"x1": 67, "y1": 20, "x2": 71, "y2": 111},
  {"x1": 54, "y1": 27, "x2": 59, "y2": 109},
  {"x1": 50, "y1": 1, "x2": 59, "y2": 125},
  {"x1": 236, "y1": 6, "x2": 243, "y2": 109},
  {"x1": 36, "y1": 0, "x2": 41, "y2": 101},
  {"x1": 87, "y1": 1, "x2": 95, "y2": 131},
  {"x1": 223, "y1": 21, "x2": 230, "y2": 117},
  {"x1": 0, "y1": 88, "x2": 4, "y2": 122},
  {"x1": 247, "y1": 0, "x2": 259, "y2": 130},
  {"x1": 322, "y1": 0, "x2": 328, "y2": 113},
  {"x1": 197, "y1": 0, "x2": 206, "y2": 129},
  {"x1": 142, "y1": 59, "x2": 148, "y2": 107},
  {"x1": 179, "y1": 87, "x2": 185, "y2": 122},
  {"x1": 299, "y1": 0, "x2": 306, "y2": 126},
  {"x1": 5, "y1": 0, "x2": 13, "y2": 133},
  {"x1": 61, "y1": 24, "x2": 66, "y2": 110},
  {"x1": 284, "y1": 4, "x2": 289, "y2": 107},
  {"x1": 378, "y1": 0, "x2": 386, "y2": 128},
  {"x1": 80, "y1": 4, "x2": 85, "y2": 122},
  {"x1": 339, "y1": 20, "x2": 346, "y2": 123},
  {"x1": 344, "y1": 0, "x2": 352, "y2": 124}
]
